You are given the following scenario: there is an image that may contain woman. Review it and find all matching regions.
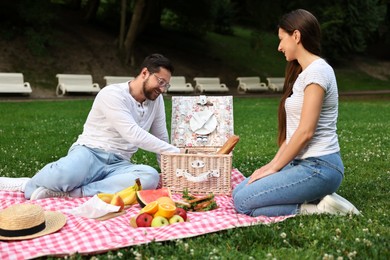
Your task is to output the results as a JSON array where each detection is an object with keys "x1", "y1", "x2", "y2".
[{"x1": 233, "y1": 9, "x2": 360, "y2": 217}]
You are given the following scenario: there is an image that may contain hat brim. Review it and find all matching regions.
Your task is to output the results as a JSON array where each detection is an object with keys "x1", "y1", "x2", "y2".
[{"x1": 0, "y1": 211, "x2": 66, "y2": 241}]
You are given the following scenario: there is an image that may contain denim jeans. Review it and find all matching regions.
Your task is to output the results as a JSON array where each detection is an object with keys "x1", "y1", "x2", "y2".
[
  {"x1": 24, "y1": 145, "x2": 159, "y2": 199},
  {"x1": 232, "y1": 152, "x2": 344, "y2": 217}
]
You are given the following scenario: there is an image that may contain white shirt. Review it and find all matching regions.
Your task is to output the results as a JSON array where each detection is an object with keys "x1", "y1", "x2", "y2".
[
  {"x1": 285, "y1": 58, "x2": 340, "y2": 159},
  {"x1": 73, "y1": 83, "x2": 179, "y2": 160}
]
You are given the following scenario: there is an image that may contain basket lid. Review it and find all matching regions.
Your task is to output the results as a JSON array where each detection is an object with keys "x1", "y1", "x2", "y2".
[{"x1": 170, "y1": 95, "x2": 234, "y2": 147}]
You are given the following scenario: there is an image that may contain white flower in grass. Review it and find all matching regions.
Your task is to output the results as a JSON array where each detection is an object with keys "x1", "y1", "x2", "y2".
[
  {"x1": 280, "y1": 232, "x2": 287, "y2": 238},
  {"x1": 322, "y1": 253, "x2": 334, "y2": 260},
  {"x1": 363, "y1": 239, "x2": 372, "y2": 247},
  {"x1": 347, "y1": 251, "x2": 357, "y2": 258}
]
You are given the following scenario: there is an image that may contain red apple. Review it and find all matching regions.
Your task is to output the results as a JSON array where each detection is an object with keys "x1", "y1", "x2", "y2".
[
  {"x1": 136, "y1": 213, "x2": 153, "y2": 227},
  {"x1": 175, "y1": 207, "x2": 187, "y2": 221}
]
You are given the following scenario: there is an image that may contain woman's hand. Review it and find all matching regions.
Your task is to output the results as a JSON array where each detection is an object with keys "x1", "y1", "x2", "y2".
[{"x1": 247, "y1": 163, "x2": 277, "y2": 184}]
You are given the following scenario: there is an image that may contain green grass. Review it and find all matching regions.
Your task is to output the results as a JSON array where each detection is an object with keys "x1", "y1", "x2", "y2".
[{"x1": 0, "y1": 98, "x2": 389, "y2": 259}]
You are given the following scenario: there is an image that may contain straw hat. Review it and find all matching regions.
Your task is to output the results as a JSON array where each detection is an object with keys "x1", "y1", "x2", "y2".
[{"x1": 0, "y1": 204, "x2": 66, "y2": 241}]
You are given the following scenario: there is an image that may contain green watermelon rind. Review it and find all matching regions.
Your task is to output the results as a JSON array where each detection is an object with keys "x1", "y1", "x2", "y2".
[{"x1": 136, "y1": 188, "x2": 172, "y2": 208}]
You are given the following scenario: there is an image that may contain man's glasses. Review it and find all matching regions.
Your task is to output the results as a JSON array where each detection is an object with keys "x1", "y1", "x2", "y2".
[{"x1": 152, "y1": 73, "x2": 170, "y2": 91}]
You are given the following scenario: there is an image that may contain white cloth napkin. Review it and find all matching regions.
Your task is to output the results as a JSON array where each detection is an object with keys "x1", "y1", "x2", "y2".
[
  {"x1": 190, "y1": 110, "x2": 217, "y2": 135},
  {"x1": 64, "y1": 195, "x2": 120, "y2": 219}
]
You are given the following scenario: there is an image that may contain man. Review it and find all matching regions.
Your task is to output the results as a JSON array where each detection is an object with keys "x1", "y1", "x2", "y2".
[{"x1": 0, "y1": 53, "x2": 180, "y2": 200}]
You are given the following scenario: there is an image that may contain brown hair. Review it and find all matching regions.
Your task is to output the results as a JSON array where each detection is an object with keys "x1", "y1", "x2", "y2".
[
  {"x1": 140, "y1": 53, "x2": 174, "y2": 74},
  {"x1": 277, "y1": 9, "x2": 322, "y2": 146}
]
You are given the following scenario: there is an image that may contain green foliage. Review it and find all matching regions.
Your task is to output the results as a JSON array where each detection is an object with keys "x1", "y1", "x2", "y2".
[
  {"x1": 0, "y1": 0, "x2": 58, "y2": 56},
  {"x1": 314, "y1": 0, "x2": 387, "y2": 63},
  {"x1": 1, "y1": 98, "x2": 389, "y2": 259},
  {"x1": 161, "y1": 0, "x2": 235, "y2": 36}
]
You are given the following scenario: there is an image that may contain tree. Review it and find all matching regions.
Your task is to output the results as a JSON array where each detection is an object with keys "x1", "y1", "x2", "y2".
[{"x1": 315, "y1": 0, "x2": 387, "y2": 62}]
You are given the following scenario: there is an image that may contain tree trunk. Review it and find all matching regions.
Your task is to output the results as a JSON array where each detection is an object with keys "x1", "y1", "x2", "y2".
[
  {"x1": 119, "y1": 0, "x2": 127, "y2": 50},
  {"x1": 124, "y1": 0, "x2": 146, "y2": 65},
  {"x1": 84, "y1": 0, "x2": 100, "y2": 22}
]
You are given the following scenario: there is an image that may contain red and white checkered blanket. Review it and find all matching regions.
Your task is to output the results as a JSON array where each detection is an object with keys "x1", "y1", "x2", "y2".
[{"x1": 0, "y1": 169, "x2": 292, "y2": 259}]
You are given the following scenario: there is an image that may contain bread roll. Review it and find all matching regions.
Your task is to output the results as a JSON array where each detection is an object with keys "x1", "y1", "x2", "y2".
[{"x1": 216, "y1": 135, "x2": 240, "y2": 154}]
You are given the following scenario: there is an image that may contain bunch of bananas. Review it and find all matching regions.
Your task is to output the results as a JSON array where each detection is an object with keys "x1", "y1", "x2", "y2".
[{"x1": 97, "y1": 178, "x2": 142, "y2": 206}]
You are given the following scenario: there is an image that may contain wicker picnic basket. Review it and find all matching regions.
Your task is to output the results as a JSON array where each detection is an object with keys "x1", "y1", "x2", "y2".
[{"x1": 161, "y1": 95, "x2": 234, "y2": 195}]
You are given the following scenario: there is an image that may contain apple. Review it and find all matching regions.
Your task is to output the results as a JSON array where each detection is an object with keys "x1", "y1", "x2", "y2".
[
  {"x1": 169, "y1": 215, "x2": 184, "y2": 224},
  {"x1": 110, "y1": 194, "x2": 125, "y2": 211},
  {"x1": 175, "y1": 207, "x2": 188, "y2": 221},
  {"x1": 151, "y1": 216, "x2": 169, "y2": 227},
  {"x1": 135, "y1": 213, "x2": 153, "y2": 227}
]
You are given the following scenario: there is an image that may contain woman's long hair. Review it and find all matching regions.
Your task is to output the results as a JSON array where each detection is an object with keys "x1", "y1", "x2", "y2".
[{"x1": 277, "y1": 9, "x2": 322, "y2": 146}]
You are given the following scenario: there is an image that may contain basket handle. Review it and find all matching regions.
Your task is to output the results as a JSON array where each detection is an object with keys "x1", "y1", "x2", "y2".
[{"x1": 176, "y1": 169, "x2": 220, "y2": 182}]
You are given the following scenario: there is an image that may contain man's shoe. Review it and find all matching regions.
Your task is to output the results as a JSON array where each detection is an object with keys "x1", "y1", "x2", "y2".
[
  {"x1": 30, "y1": 187, "x2": 69, "y2": 200},
  {"x1": 0, "y1": 177, "x2": 30, "y2": 192},
  {"x1": 317, "y1": 193, "x2": 360, "y2": 215}
]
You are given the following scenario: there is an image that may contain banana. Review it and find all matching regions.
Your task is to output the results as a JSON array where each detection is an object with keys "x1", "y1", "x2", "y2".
[
  {"x1": 97, "y1": 193, "x2": 114, "y2": 203},
  {"x1": 116, "y1": 178, "x2": 142, "y2": 206}
]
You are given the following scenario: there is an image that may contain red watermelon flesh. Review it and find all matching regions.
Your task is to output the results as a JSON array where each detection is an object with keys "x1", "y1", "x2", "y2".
[{"x1": 136, "y1": 188, "x2": 172, "y2": 208}]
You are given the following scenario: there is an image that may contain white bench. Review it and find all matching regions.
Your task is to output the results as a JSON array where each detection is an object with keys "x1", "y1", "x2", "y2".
[
  {"x1": 104, "y1": 76, "x2": 134, "y2": 85},
  {"x1": 193, "y1": 77, "x2": 229, "y2": 93},
  {"x1": 0, "y1": 73, "x2": 32, "y2": 94},
  {"x1": 167, "y1": 76, "x2": 194, "y2": 93},
  {"x1": 56, "y1": 74, "x2": 100, "y2": 97},
  {"x1": 236, "y1": 77, "x2": 268, "y2": 93},
  {"x1": 266, "y1": 77, "x2": 285, "y2": 92}
]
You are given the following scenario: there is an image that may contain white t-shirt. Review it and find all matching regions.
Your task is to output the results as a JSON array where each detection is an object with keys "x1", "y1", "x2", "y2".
[
  {"x1": 285, "y1": 58, "x2": 340, "y2": 159},
  {"x1": 73, "y1": 83, "x2": 179, "y2": 160}
]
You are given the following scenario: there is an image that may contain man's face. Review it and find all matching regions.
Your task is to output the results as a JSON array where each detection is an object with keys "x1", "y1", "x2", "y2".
[{"x1": 143, "y1": 68, "x2": 171, "y2": 100}]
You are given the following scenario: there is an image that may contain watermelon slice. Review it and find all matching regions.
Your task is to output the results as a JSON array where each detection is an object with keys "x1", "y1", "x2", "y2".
[{"x1": 136, "y1": 188, "x2": 172, "y2": 208}]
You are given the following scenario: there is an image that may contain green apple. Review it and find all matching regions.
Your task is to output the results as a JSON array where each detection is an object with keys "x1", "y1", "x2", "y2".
[
  {"x1": 169, "y1": 215, "x2": 184, "y2": 224},
  {"x1": 151, "y1": 216, "x2": 169, "y2": 227}
]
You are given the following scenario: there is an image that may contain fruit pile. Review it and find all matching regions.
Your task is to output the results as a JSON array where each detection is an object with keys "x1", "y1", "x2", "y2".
[
  {"x1": 130, "y1": 196, "x2": 188, "y2": 228},
  {"x1": 97, "y1": 178, "x2": 142, "y2": 212}
]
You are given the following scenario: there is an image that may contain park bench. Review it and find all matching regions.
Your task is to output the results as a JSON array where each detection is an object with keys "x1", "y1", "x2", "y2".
[
  {"x1": 167, "y1": 76, "x2": 194, "y2": 93},
  {"x1": 266, "y1": 77, "x2": 285, "y2": 92},
  {"x1": 193, "y1": 77, "x2": 229, "y2": 93},
  {"x1": 0, "y1": 73, "x2": 32, "y2": 94},
  {"x1": 56, "y1": 74, "x2": 100, "y2": 97},
  {"x1": 236, "y1": 77, "x2": 268, "y2": 93},
  {"x1": 104, "y1": 76, "x2": 134, "y2": 86}
]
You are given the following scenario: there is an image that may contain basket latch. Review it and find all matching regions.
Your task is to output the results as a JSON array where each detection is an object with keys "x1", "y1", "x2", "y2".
[{"x1": 176, "y1": 169, "x2": 220, "y2": 183}]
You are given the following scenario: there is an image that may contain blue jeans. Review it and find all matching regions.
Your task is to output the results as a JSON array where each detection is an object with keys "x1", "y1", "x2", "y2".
[
  {"x1": 24, "y1": 145, "x2": 159, "y2": 199},
  {"x1": 232, "y1": 152, "x2": 344, "y2": 217}
]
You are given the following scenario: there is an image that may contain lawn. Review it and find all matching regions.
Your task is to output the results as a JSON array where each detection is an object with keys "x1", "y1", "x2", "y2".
[{"x1": 0, "y1": 98, "x2": 389, "y2": 259}]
